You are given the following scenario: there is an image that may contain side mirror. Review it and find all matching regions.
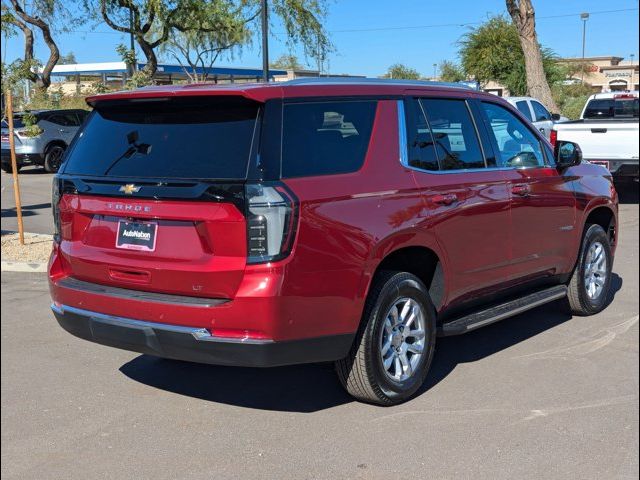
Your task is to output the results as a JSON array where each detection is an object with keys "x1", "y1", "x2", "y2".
[
  {"x1": 551, "y1": 113, "x2": 562, "y2": 121},
  {"x1": 555, "y1": 141, "x2": 582, "y2": 169}
]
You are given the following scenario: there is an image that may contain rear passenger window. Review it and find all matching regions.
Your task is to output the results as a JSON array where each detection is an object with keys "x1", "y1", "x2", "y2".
[
  {"x1": 419, "y1": 99, "x2": 485, "y2": 170},
  {"x1": 406, "y1": 99, "x2": 439, "y2": 171},
  {"x1": 281, "y1": 101, "x2": 377, "y2": 178},
  {"x1": 515, "y1": 101, "x2": 533, "y2": 122},
  {"x1": 47, "y1": 113, "x2": 80, "y2": 126}
]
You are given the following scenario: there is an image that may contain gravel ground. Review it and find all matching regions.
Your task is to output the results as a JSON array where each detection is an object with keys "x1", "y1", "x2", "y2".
[{"x1": 1, "y1": 232, "x2": 53, "y2": 263}]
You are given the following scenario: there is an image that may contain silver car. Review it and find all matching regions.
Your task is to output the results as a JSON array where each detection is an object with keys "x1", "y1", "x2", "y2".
[
  {"x1": 504, "y1": 97, "x2": 568, "y2": 140},
  {"x1": 1, "y1": 109, "x2": 89, "y2": 173}
]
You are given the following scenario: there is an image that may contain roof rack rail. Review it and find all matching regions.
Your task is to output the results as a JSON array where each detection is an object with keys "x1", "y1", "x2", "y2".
[{"x1": 282, "y1": 77, "x2": 474, "y2": 90}]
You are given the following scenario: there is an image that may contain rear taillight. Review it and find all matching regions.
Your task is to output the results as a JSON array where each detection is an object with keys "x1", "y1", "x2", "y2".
[
  {"x1": 245, "y1": 183, "x2": 297, "y2": 264},
  {"x1": 52, "y1": 176, "x2": 62, "y2": 241},
  {"x1": 550, "y1": 129, "x2": 557, "y2": 148}
]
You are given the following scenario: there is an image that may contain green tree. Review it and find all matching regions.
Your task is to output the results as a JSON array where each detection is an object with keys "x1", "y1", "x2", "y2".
[
  {"x1": 383, "y1": 63, "x2": 421, "y2": 80},
  {"x1": 439, "y1": 60, "x2": 466, "y2": 83},
  {"x1": 59, "y1": 51, "x2": 77, "y2": 64},
  {"x1": 2, "y1": 0, "x2": 82, "y2": 92},
  {"x1": 271, "y1": 53, "x2": 303, "y2": 70},
  {"x1": 96, "y1": 0, "x2": 331, "y2": 80},
  {"x1": 459, "y1": 15, "x2": 562, "y2": 100}
]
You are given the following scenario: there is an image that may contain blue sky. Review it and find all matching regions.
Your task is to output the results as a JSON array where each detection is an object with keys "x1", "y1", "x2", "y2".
[{"x1": 3, "y1": 0, "x2": 639, "y2": 77}]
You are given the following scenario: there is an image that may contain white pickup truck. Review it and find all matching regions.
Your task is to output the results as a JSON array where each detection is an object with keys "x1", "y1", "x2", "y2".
[{"x1": 551, "y1": 91, "x2": 639, "y2": 183}]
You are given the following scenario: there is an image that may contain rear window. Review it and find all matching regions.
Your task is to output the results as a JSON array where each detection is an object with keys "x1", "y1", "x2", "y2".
[
  {"x1": 63, "y1": 97, "x2": 259, "y2": 179},
  {"x1": 281, "y1": 100, "x2": 377, "y2": 178},
  {"x1": 583, "y1": 98, "x2": 639, "y2": 119}
]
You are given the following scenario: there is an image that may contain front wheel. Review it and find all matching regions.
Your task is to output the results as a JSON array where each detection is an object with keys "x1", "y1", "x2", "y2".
[
  {"x1": 566, "y1": 224, "x2": 613, "y2": 316},
  {"x1": 335, "y1": 271, "x2": 436, "y2": 405},
  {"x1": 44, "y1": 145, "x2": 66, "y2": 173}
]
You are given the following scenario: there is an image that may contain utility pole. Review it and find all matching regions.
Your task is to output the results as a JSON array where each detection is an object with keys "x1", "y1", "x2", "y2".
[
  {"x1": 5, "y1": 91, "x2": 24, "y2": 245},
  {"x1": 261, "y1": 0, "x2": 269, "y2": 82},
  {"x1": 580, "y1": 12, "x2": 589, "y2": 84}
]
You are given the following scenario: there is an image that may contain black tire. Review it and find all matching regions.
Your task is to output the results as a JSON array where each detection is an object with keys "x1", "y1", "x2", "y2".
[
  {"x1": 566, "y1": 224, "x2": 613, "y2": 316},
  {"x1": 335, "y1": 271, "x2": 437, "y2": 405},
  {"x1": 44, "y1": 144, "x2": 66, "y2": 173}
]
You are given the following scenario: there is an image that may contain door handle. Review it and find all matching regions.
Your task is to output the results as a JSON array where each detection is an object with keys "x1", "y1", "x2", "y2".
[
  {"x1": 512, "y1": 184, "x2": 531, "y2": 197},
  {"x1": 432, "y1": 193, "x2": 458, "y2": 206}
]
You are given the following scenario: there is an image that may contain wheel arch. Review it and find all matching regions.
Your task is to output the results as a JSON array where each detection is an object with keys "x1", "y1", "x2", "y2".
[{"x1": 361, "y1": 232, "x2": 448, "y2": 315}]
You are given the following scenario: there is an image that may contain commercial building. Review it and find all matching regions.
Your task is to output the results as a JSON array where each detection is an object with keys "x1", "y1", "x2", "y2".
[{"x1": 561, "y1": 56, "x2": 639, "y2": 92}]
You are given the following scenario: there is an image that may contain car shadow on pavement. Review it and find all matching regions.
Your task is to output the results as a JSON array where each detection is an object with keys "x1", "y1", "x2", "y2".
[
  {"x1": 120, "y1": 356, "x2": 353, "y2": 412},
  {"x1": 1, "y1": 202, "x2": 51, "y2": 219},
  {"x1": 120, "y1": 273, "x2": 623, "y2": 412}
]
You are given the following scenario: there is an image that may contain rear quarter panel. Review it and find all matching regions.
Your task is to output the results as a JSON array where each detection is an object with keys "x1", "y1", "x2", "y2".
[{"x1": 280, "y1": 100, "x2": 440, "y2": 337}]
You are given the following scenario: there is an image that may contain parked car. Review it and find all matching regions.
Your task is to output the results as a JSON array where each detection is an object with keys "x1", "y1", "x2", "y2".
[
  {"x1": 49, "y1": 79, "x2": 618, "y2": 405},
  {"x1": 552, "y1": 91, "x2": 639, "y2": 183},
  {"x1": 504, "y1": 96, "x2": 568, "y2": 139},
  {"x1": 1, "y1": 109, "x2": 89, "y2": 173}
]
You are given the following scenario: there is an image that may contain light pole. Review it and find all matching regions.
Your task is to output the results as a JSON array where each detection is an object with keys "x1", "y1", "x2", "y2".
[
  {"x1": 631, "y1": 54, "x2": 636, "y2": 91},
  {"x1": 261, "y1": 0, "x2": 269, "y2": 82},
  {"x1": 433, "y1": 63, "x2": 437, "y2": 81},
  {"x1": 580, "y1": 12, "x2": 589, "y2": 84}
]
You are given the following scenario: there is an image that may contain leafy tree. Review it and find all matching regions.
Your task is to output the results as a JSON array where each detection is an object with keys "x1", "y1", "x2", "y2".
[
  {"x1": 438, "y1": 60, "x2": 466, "y2": 83},
  {"x1": 96, "y1": 0, "x2": 331, "y2": 80},
  {"x1": 2, "y1": 0, "x2": 82, "y2": 92},
  {"x1": 59, "y1": 51, "x2": 77, "y2": 65},
  {"x1": 271, "y1": 53, "x2": 303, "y2": 70},
  {"x1": 459, "y1": 16, "x2": 561, "y2": 101},
  {"x1": 383, "y1": 63, "x2": 421, "y2": 80},
  {"x1": 160, "y1": 25, "x2": 249, "y2": 82},
  {"x1": 506, "y1": 0, "x2": 558, "y2": 111}
]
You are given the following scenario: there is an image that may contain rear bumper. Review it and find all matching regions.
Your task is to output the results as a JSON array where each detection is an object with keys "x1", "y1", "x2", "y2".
[
  {"x1": 1, "y1": 149, "x2": 43, "y2": 167},
  {"x1": 588, "y1": 159, "x2": 639, "y2": 179},
  {"x1": 52, "y1": 303, "x2": 354, "y2": 367}
]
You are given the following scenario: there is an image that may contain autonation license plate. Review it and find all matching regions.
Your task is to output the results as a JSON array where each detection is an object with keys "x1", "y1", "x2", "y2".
[{"x1": 116, "y1": 220, "x2": 158, "y2": 252}]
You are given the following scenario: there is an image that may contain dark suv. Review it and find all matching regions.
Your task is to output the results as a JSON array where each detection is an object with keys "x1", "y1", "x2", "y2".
[{"x1": 49, "y1": 79, "x2": 618, "y2": 405}]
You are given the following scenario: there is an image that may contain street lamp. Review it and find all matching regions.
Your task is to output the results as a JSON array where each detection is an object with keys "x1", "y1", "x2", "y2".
[
  {"x1": 433, "y1": 63, "x2": 437, "y2": 81},
  {"x1": 261, "y1": 0, "x2": 269, "y2": 82},
  {"x1": 580, "y1": 12, "x2": 589, "y2": 84},
  {"x1": 631, "y1": 54, "x2": 636, "y2": 91}
]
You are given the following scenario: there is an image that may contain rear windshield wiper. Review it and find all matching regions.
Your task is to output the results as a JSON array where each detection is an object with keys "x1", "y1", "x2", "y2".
[{"x1": 103, "y1": 130, "x2": 152, "y2": 175}]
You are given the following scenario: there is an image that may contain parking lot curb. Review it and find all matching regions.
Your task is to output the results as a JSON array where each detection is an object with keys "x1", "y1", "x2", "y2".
[{"x1": 1, "y1": 261, "x2": 47, "y2": 273}]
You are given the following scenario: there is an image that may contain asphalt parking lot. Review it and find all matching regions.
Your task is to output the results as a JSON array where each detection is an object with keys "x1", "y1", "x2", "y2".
[{"x1": 1, "y1": 170, "x2": 639, "y2": 479}]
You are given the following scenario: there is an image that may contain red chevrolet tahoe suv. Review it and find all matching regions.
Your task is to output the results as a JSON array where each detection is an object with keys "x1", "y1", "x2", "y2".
[{"x1": 49, "y1": 79, "x2": 618, "y2": 405}]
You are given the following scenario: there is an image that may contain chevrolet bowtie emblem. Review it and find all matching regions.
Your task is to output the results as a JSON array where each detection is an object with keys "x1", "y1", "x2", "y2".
[{"x1": 119, "y1": 184, "x2": 141, "y2": 195}]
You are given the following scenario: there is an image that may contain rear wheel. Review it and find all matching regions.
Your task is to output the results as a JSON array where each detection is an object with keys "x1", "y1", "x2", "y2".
[
  {"x1": 335, "y1": 271, "x2": 436, "y2": 405},
  {"x1": 44, "y1": 144, "x2": 66, "y2": 173},
  {"x1": 566, "y1": 224, "x2": 613, "y2": 315}
]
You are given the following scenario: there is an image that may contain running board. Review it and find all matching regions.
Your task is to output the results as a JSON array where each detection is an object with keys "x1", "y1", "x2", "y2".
[{"x1": 438, "y1": 285, "x2": 568, "y2": 336}]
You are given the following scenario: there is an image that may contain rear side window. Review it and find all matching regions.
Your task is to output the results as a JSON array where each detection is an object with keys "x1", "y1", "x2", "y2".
[
  {"x1": 583, "y1": 98, "x2": 639, "y2": 118},
  {"x1": 281, "y1": 100, "x2": 377, "y2": 178},
  {"x1": 515, "y1": 101, "x2": 533, "y2": 122},
  {"x1": 47, "y1": 113, "x2": 80, "y2": 127},
  {"x1": 419, "y1": 99, "x2": 485, "y2": 170},
  {"x1": 63, "y1": 97, "x2": 259, "y2": 179}
]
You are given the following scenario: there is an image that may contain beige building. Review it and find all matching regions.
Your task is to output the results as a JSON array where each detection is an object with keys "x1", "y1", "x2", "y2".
[
  {"x1": 561, "y1": 56, "x2": 639, "y2": 92},
  {"x1": 481, "y1": 55, "x2": 639, "y2": 97}
]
